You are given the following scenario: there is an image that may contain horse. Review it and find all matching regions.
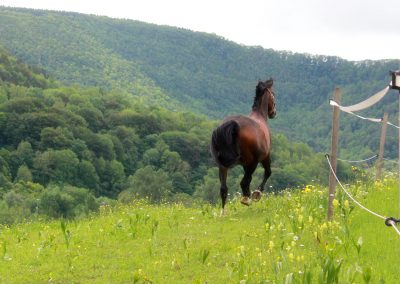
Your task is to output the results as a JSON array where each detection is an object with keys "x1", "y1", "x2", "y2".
[{"x1": 210, "y1": 78, "x2": 276, "y2": 214}]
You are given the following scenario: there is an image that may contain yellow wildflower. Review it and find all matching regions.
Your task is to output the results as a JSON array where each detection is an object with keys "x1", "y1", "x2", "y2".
[{"x1": 268, "y1": 241, "x2": 274, "y2": 251}]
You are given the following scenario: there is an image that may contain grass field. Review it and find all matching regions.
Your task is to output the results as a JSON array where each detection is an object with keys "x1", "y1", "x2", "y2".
[{"x1": 0, "y1": 176, "x2": 398, "y2": 283}]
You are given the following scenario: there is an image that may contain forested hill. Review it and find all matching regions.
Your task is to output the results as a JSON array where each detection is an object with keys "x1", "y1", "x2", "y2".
[
  {"x1": 0, "y1": 6, "x2": 399, "y2": 159},
  {"x1": 0, "y1": 49, "x2": 347, "y2": 222},
  {"x1": 0, "y1": 46, "x2": 50, "y2": 89}
]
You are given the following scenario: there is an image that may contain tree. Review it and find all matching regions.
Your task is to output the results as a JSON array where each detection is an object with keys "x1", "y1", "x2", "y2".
[
  {"x1": 141, "y1": 148, "x2": 161, "y2": 168},
  {"x1": 14, "y1": 164, "x2": 33, "y2": 183},
  {"x1": 171, "y1": 172, "x2": 193, "y2": 195},
  {"x1": 0, "y1": 155, "x2": 11, "y2": 183},
  {"x1": 5, "y1": 141, "x2": 34, "y2": 179},
  {"x1": 76, "y1": 160, "x2": 100, "y2": 194},
  {"x1": 38, "y1": 185, "x2": 98, "y2": 218},
  {"x1": 90, "y1": 133, "x2": 115, "y2": 160},
  {"x1": 76, "y1": 106, "x2": 105, "y2": 132},
  {"x1": 16, "y1": 141, "x2": 34, "y2": 166},
  {"x1": 125, "y1": 166, "x2": 172, "y2": 203},
  {"x1": 160, "y1": 131, "x2": 206, "y2": 168},
  {"x1": 33, "y1": 149, "x2": 79, "y2": 185},
  {"x1": 98, "y1": 160, "x2": 125, "y2": 198},
  {"x1": 193, "y1": 168, "x2": 220, "y2": 204},
  {"x1": 39, "y1": 127, "x2": 73, "y2": 150},
  {"x1": 109, "y1": 126, "x2": 140, "y2": 175}
]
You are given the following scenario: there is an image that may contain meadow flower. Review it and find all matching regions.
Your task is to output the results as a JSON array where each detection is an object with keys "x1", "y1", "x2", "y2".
[
  {"x1": 237, "y1": 245, "x2": 245, "y2": 257},
  {"x1": 332, "y1": 199, "x2": 339, "y2": 208},
  {"x1": 344, "y1": 200, "x2": 349, "y2": 209},
  {"x1": 303, "y1": 185, "x2": 313, "y2": 193},
  {"x1": 268, "y1": 241, "x2": 274, "y2": 251}
]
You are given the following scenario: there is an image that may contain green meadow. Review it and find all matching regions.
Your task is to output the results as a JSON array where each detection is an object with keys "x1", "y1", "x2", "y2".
[{"x1": 0, "y1": 176, "x2": 398, "y2": 283}]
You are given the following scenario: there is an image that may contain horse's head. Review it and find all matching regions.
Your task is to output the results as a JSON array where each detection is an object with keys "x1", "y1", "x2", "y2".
[{"x1": 253, "y1": 78, "x2": 276, "y2": 119}]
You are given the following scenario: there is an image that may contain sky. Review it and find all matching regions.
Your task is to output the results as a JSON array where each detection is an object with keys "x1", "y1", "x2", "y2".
[{"x1": 1, "y1": 0, "x2": 399, "y2": 61}]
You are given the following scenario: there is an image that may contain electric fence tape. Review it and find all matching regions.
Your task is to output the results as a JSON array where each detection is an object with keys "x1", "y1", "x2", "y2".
[
  {"x1": 329, "y1": 85, "x2": 399, "y2": 129},
  {"x1": 337, "y1": 154, "x2": 378, "y2": 164}
]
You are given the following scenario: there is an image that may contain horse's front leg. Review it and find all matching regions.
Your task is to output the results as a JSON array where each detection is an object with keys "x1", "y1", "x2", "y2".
[
  {"x1": 240, "y1": 164, "x2": 257, "y2": 206},
  {"x1": 252, "y1": 156, "x2": 271, "y2": 202}
]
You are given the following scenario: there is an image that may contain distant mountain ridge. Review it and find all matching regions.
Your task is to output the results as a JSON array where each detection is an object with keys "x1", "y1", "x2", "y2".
[{"x1": 0, "y1": 6, "x2": 399, "y2": 158}]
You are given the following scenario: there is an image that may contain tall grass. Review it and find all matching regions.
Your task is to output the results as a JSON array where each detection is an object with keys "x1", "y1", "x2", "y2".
[{"x1": 0, "y1": 177, "x2": 398, "y2": 283}]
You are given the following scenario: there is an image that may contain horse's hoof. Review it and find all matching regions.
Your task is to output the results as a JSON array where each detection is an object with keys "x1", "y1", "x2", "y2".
[
  {"x1": 220, "y1": 208, "x2": 226, "y2": 216},
  {"x1": 240, "y1": 196, "x2": 251, "y2": 206},
  {"x1": 251, "y1": 190, "x2": 262, "y2": 202}
]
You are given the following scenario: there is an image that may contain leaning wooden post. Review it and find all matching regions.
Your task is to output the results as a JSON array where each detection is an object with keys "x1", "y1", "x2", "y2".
[
  {"x1": 375, "y1": 112, "x2": 389, "y2": 180},
  {"x1": 328, "y1": 88, "x2": 341, "y2": 221}
]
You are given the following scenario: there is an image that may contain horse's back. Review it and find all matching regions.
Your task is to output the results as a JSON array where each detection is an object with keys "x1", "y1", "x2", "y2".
[{"x1": 233, "y1": 116, "x2": 271, "y2": 164}]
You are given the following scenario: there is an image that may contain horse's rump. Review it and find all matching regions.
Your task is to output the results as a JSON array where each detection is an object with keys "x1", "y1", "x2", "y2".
[{"x1": 211, "y1": 120, "x2": 240, "y2": 168}]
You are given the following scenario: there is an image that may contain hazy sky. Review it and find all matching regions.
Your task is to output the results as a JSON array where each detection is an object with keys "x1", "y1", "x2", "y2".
[{"x1": 1, "y1": 0, "x2": 399, "y2": 61}]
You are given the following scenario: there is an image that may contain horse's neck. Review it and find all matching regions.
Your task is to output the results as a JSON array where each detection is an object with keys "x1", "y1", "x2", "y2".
[
  {"x1": 249, "y1": 112, "x2": 270, "y2": 144},
  {"x1": 252, "y1": 94, "x2": 269, "y2": 119},
  {"x1": 249, "y1": 112, "x2": 268, "y2": 126}
]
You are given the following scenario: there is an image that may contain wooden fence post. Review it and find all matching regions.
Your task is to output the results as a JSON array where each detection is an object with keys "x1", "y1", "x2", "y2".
[
  {"x1": 398, "y1": 94, "x2": 400, "y2": 218},
  {"x1": 328, "y1": 88, "x2": 341, "y2": 221},
  {"x1": 375, "y1": 112, "x2": 388, "y2": 180}
]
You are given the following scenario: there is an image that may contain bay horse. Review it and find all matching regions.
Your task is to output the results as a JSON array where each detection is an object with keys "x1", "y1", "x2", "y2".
[{"x1": 211, "y1": 78, "x2": 276, "y2": 213}]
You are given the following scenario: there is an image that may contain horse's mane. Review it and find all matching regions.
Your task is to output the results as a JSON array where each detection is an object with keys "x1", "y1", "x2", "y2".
[{"x1": 252, "y1": 78, "x2": 273, "y2": 111}]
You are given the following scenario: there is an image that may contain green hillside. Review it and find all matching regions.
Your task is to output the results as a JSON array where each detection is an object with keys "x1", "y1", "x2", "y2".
[
  {"x1": 0, "y1": 46, "x2": 49, "y2": 89},
  {"x1": 0, "y1": 7, "x2": 399, "y2": 159},
  {"x1": 0, "y1": 49, "x2": 347, "y2": 223},
  {"x1": 0, "y1": 9, "x2": 398, "y2": 283}
]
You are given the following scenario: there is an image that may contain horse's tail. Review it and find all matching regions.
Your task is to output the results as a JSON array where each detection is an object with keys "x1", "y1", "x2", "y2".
[{"x1": 211, "y1": 120, "x2": 240, "y2": 168}]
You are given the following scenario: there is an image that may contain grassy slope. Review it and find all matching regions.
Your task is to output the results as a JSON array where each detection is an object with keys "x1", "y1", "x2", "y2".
[{"x1": 0, "y1": 177, "x2": 398, "y2": 283}]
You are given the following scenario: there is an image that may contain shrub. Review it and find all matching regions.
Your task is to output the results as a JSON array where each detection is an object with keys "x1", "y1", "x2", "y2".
[{"x1": 38, "y1": 185, "x2": 99, "y2": 218}]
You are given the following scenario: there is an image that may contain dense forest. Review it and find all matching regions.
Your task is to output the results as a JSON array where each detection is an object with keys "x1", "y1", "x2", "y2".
[
  {"x1": 0, "y1": 48, "x2": 353, "y2": 223},
  {"x1": 0, "y1": 6, "x2": 399, "y2": 160}
]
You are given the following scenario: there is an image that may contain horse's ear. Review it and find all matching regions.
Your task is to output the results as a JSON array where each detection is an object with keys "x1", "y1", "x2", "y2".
[
  {"x1": 256, "y1": 81, "x2": 266, "y2": 96},
  {"x1": 265, "y1": 78, "x2": 273, "y2": 88}
]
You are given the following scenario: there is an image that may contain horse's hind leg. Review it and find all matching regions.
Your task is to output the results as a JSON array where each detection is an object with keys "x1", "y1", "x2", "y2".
[
  {"x1": 219, "y1": 167, "x2": 228, "y2": 215},
  {"x1": 240, "y1": 164, "x2": 257, "y2": 206},
  {"x1": 252, "y1": 156, "x2": 271, "y2": 202}
]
